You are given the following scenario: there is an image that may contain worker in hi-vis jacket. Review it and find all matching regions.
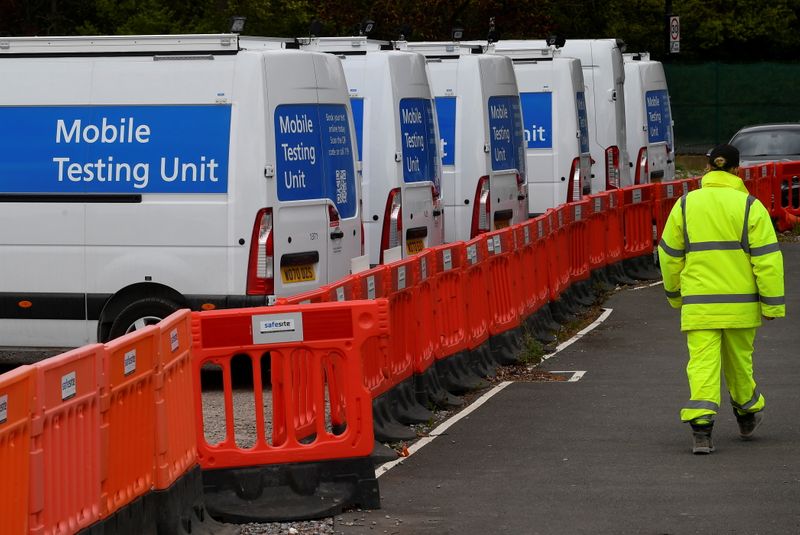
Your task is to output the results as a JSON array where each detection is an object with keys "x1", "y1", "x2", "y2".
[{"x1": 658, "y1": 143, "x2": 785, "y2": 454}]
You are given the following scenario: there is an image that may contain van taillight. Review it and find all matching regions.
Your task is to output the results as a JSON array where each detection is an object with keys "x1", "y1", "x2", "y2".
[
  {"x1": 328, "y1": 203, "x2": 340, "y2": 227},
  {"x1": 360, "y1": 220, "x2": 365, "y2": 256},
  {"x1": 247, "y1": 208, "x2": 274, "y2": 295},
  {"x1": 634, "y1": 147, "x2": 648, "y2": 185},
  {"x1": 567, "y1": 157, "x2": 581, "y2": 202},
  {"x1": 380, "y1": 188, "x2": 402, "y2": 263},
  {"x1": 471, "y1": 176, "x2": 491, "y2": 238},
  {"x1": 605, "y1": 146, "x2": 621, "y2": 189},
  {"x1": 431, "y1": 185, "x2": 443, "y2": 216}
]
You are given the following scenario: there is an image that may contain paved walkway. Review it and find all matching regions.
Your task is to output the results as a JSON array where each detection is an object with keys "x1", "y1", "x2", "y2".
[{"x1": 338, "y1": 242, "x2": 800, "y2": 535}]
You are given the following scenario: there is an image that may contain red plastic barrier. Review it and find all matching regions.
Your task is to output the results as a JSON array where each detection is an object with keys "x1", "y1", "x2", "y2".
[
  {"x1": 514, "y1": 221, "x2": 539, "y2": 317},
  {"x1": 568, "y1": 199, "x2": 591, "y2": 285},
  {"x1": 621, "y1": 184, "x2": 656, "y2": 260},
  {"x1": 484, "y1": 228, "x2": 521, "y2": 335},
  {"x1": 754, "y1": 162, "x2": 777, "y2": 215},
  {"x1": 414, "y1": 249, "x2": 439, "y2": 372},
  {"x1": 155, "y1": 309, "x2": 198, "y2": 490},
  {"x1": 774, "y1": 161, "x2": 800, "y2": 230},
  {"x1": 352, "y1": 265, "x2": 391, "y2": 397},
  {"x1": 384, "y1": 257, "x2": 419, "y2": 383},
  {"x1": 544, "y1": 207, "x2": 571, "y2": 301},
  {"x1": 587, "y1": 193, "x2": 609, "y2": 272},
  {"x1": 431, "y1": 242, "x2": 470, "y2": 359},
  {"x1": 276, "y1": 286, "x2": 328, "y2": 305},
  {"x1": 326, "y1": 275, "x2": 359, "y2": 303},
  {"x1": 653, "y1": 181, "x2": 683, "y2": 242},
  {"x1": 462, "y1": 235, "x2": 492, "y2": 350},
  {"x1": 0, "y1": 365, "x2": 35, "y2": 535},
  {"x1": 530, "y1": 216, "x2": 552, "y2": 308},
  {"x1": 30, "y1": 345, "x2": 105, "y2": 535},
  {"x1": 102, "y1": 325, "x2": 160, "y2": 516},
  {"x1": 605, "y1": 189, "x2": 625, "y2": 267},
  {"x1": 192, "y1": 301, "x2": 384, "y2": 469}
]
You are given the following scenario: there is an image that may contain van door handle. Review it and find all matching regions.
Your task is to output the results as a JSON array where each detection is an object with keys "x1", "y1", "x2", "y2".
[
  {"x1": 330, "y1": 230, "x2": 344, "y2": 240},
  {"x1": 433, "y1": 209, "x2": 443, "y2": 217},
  {"x1": 517, "y1": 194, "x2": 527, "y2": 201}
]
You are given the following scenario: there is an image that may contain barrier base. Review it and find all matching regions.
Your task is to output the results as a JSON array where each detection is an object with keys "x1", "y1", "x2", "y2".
[
  {"x1": 489, "y1": 327, "x2": 523, "y2": 365},
  {"x1": 571, "y1": 279, "x2": 597, "y2": 306},
  {"x1": 78, "y1": 493, "x2": 157, "y2": 535},
  {"x1": 415, "y1": 365, "x2": 464, "y2": 409},
  {"x1": 548, "y1": 298, "x2": 576, "y2": 325},
  {"x1": 538, "y1": 303, "x2": 563, "y2": 332},
  {"x1": 623, "y1": 255, "x2": 661, "y2": 281},
  {"x1": 591, "y1": 267, "x2": 617, "y2": 293},
  {"x1": 371, "y1": 440, "x2": 399, "y2": 465},
  {"x1": 524, "y1": 310, "x2": 557, "y2": 346},
  {"x1": 372, "y1": 390, "x2": 417, "y2": 443},
  {"x1": 392, "y1": 376, "x2": 434, "y2": 424},
  {"x1": 469, "y1": 342, "x2": 498, "y2": 378},
  {"x1": 154, "y1": 465, "x2": 237, "y2": 535},
  {"x1": 561, "y1": 288, "x2": 588, "y2": 316},
  {"x1": 607, "y1": 262, "x2": 638, "y2": 285},
  {"x1": 202, "y1": 457, "x2": 380, "y2": 523},
  {"x1": 435, "y1": 352, "x2": 489, "y2": 395}
]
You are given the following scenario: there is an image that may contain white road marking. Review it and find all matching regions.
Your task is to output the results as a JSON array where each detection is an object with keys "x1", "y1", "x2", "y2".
[
  {"x1": 631, "y1": 280, "x2": 663, "y2": 291},
  {"x1": 549, "y1": 370, "x2": 587, "y2": 382},
  {"x1": 541, "y1": 307, "x2": 613, "y2": 361}
]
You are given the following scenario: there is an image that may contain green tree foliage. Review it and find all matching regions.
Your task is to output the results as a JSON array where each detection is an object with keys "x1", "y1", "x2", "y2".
[{"x1": 1, "y1": 0, "x2": 799, "y2": 62}]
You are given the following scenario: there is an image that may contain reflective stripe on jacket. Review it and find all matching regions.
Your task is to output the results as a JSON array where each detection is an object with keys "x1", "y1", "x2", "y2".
[{"x1": 658, "y1": 170, "x2": 785, "y2": 331}]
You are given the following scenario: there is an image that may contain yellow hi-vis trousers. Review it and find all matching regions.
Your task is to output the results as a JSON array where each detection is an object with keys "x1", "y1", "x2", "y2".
[{"x1": 681, "y1": 328, "x2": 766, "y2": 423}]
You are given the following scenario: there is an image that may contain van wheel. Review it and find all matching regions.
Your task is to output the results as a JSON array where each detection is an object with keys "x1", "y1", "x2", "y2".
[{"x1": 108, "y1": 297, "x2": 181, "y2": 340}]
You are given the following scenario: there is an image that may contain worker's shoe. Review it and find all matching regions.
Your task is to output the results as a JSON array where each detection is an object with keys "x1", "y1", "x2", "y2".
[
  {"x1": 735, "y1": 411, "x2": 763, "y2": 440},
  {"x1": 690, "y1": 424, "x2": 715, "y2": 454}
]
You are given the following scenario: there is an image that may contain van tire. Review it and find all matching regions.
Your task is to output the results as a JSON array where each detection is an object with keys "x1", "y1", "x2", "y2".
[{"x1": 108, "y1": 296, "x2": 181, "y2": 341}]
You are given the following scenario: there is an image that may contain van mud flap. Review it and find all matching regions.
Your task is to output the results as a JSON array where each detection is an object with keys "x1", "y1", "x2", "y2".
[{"x1": 201, "y1": 458, "x2": 380, "y2": 523}]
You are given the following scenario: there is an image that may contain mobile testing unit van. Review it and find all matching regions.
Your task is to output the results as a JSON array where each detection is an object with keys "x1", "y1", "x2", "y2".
[
  {"x1": 488, "y1": 41, "x2": 592, "y2": 215},
  {"x1": 0, "y1": 34, "x2": 362, "y2": 349},
  {"x1": 397, "y1": 41, "x2": 528, "y2": 242},
  {"x1": 623, "y1": 52, "x2": 675, "y2": 183},
  {"x1": 299, "y1": 36, "x2": 445, "y2": 265}
]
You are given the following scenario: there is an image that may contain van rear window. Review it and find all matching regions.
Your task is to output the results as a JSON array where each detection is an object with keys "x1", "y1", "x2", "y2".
[
  {"x1": 399, "y1": 98, "x2": 440, "y2": 187},
  {"x1": 274, "y1": 103, "x2": 357, "y2": 219},
  {"x1": 488, "y1": 95, "x2": 526, "y2": 175},
  {"x1": 0, "y1": 105, "x2": 231, "y2": 194},
  {"x1": 434, "y1": 97, "x2": 456, "y2": 166},
  {"x1": 519, "y1": 92, "x2": 553, "y2": 150},
  {"x1": 645, "y1": 90, "x2": 672, "y2": 145}
]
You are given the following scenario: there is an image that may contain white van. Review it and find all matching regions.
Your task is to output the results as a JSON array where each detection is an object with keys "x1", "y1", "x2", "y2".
[
  {"x1": 623, "y1": 52, "x2": 675, "y2": 183},
  {"x1": 488, "y1": 42, "x2": 592, "y2": 215},
  {"x1": 0, "y1": 34, "x2": 362, "y2": 348},
  {"x1": 524, "y1": 39, "x2": 631, "y2": 191},
  {"x1": 397, "y1": 41, "x2": 528, "y2": 243},
  {"x1": 299, "y1": 37, "x2": 445, "y2": 265}
]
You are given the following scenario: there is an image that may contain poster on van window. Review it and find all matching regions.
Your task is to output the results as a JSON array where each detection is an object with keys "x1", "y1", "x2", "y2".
[
  {"x1": 434, "y1": 97, "x2": 456, "y2": 166},
  {"x1": 274, "y1": 103, "x2": 357, "y2": 219},
  {"x1": 399, "y1": 98, "x2": 440, "y2": 188},
  {"x1": 0, "y1": 105, "x2": 231, "y2": 193},
  {"x1": 576, "y1": 91, "x2": 591, "y2": 154},
  {"x1": 519, "y1": 92, "x2": 553, "y2": 150},
  {"x1": 646, "y1": 89, "x2": 672, "y2": 145},
  {"x1": 488, "y1": 95, "x2": 526, "y2": 174}
]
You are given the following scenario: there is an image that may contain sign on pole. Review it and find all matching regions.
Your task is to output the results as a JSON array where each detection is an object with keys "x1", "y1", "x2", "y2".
[{"x1": 669, "y1": 16, "x2": 680, "y2": 53}]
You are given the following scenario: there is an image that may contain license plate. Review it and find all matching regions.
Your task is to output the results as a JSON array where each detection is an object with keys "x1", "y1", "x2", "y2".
[
  {"x1": 495, "y1": 218, "x2": 511, "y2": 230},
  {"x1": 280, "y1": 265, "x2": 315, "y2": 284},
  {"x1": 406, "y1": 238, "x2": 425, "y2": 255}
]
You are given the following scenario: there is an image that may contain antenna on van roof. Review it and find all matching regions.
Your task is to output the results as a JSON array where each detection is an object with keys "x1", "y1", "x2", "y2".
[
  {"x1": 547, "y1": 34, "x2": 566, "y2": 49},
  {"x1": 451, "y1": 26, "x2": 464, "y2": 41},
  {"x1": 398, "y1": 24, "x2": 413, "y2": 41},
  {"x1": 229, "y1": 16, "x2": 246, "y2": 34},
  {"x1": 487, "y1": 17, "x2": 498, "y2": 44},
  {"x1": 309, "y1": 19, "x2": 323, "y2": 38},
  {"x1": 359, "y1": 19, "x2": 376, "y2": 36}
]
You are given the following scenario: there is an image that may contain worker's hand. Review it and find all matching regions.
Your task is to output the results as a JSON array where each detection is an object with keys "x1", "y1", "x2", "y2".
[{"x1": 762, "y1": 315, "x2": 775, "y2": 321}]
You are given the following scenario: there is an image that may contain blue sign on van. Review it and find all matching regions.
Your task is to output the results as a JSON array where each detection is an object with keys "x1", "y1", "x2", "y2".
[
  {"x1": 576, "y1": 91, "x2": 591, "y2": 154},
  {"x1": 519, "y1": 92, "x2": 553, "y2": 150},
  {"x1": 350, "y1": 97, "x2": 364, "y2": 162},
  {"x1": 646, "y1": 90, "x2": 672, "y2": 145},
  {"x1": 0, "y1": 105, "x2": 231, "y2": 194},
  {"x1": 434, "y1": 97, "x2": 456, "y2": 166},
  {"x1": 399, "y1": 98, "x2": 440, "y2": 187},
  {"x1": 488, "y1": 95, "x2": 526, "y2": 173},
  {"x1": 274, "y1": 103, "x2": 357, "y2": 219}
]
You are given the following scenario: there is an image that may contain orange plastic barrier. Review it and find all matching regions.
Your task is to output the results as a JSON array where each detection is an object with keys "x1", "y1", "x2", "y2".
[
  {"x1": 568, "y1": 199, "x2": 591, "y2": 285},
  {"x1": 0, "y1": 365, "x2": 36, "y2": 535},
  {"x1": 462, "y1": 235, "x2": 492, "y2": 350},
  {"x1": 30, "y1": 345, "x2": 105, "y2": 535},
  {"x1": 653, "y1": 181, "x2": 683, "y2": 242},
  {"x1": 102, "y1": 325, "x2": 159, "y2": 516},
  {"x1": 384, "y1": 257, "x2": 420, "y2": 383},
  {"x1": 587, "y1": 193, "x2": 609, "y2": 272},
  {"x1": 621, "y1": 184, "x2": 656, "y2": 260},
  {"x1": 754, "y1": 162, "x2": 777, "y2": 215},
  {"x1": 530, "y1": 216, "x2": 552, "y2": 308},
  {"x1": 352, "y1": 265, "x2": 392, "y2": 397},
  {"x1": 192, "y1": 300, "x2": 383, "y2": 469},
  {"x1": 605, "y1": 189, "x2": 625, "y2": 267},
  {"x1": 327, "y1": 274, "x2": 359, "y2": 302},
  {"x1": 155, "y1": 309, "x2": 198, "y2": 490},
  {"x1": 414, "y1": 249, "x2": 438, "y2": 372},
  {"x1": 276, "y1": 286, "x2": 328, "y2": 305},
  {"x1": 513, "y1": 221, "x2": 539, "y2": 317},
  {"x1": 484, "y1": 228, "x2": 521, "y2": 336},
  {"x1": 774, "y1": 161, "x2": 800, "y2": 230},
  {"x1": 431, "y1": 242, "x2": 470, "y2": 359},
  {"x1": 545, "y1": 207, "x2": 571, "y2": 301}
]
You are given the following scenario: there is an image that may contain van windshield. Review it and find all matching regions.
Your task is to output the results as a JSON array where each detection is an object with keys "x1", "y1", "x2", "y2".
[{"x1": 274, "y1": 103, "x2": 357, "y2": 218}]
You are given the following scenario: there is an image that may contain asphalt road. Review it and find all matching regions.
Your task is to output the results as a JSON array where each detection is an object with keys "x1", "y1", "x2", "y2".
[{"x1": 338, "y1": 242, "x2": 800, "y2": 535}]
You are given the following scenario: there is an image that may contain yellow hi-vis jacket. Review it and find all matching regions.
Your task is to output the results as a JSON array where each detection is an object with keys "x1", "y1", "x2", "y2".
[{"x1": 658, "y1": 170, "x2": 785, "y2": 331}]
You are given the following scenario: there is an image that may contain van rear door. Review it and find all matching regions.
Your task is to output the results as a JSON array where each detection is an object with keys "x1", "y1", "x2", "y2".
[{"x1": 265, "y1": 51, "x2": 331, "y2": 297}]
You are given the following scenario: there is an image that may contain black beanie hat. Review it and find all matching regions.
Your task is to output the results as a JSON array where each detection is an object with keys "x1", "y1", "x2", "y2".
[{"x1": 707, "y1": 144, "x2": 740, "y2": 170}]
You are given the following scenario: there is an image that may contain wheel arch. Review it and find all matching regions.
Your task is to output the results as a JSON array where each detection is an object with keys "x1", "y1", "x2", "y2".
[{"x1": 97, "y1": 282, "x2": 188, "y2": 342}]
